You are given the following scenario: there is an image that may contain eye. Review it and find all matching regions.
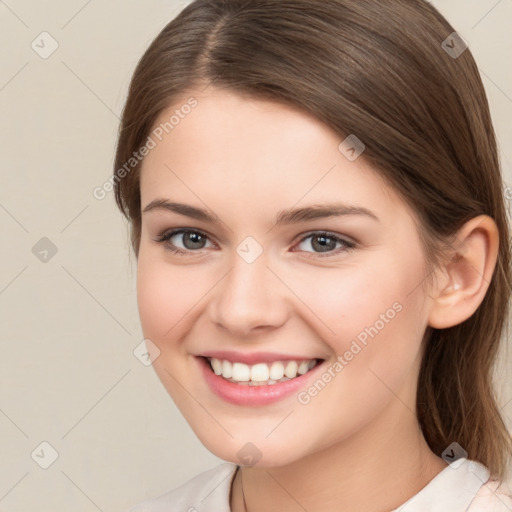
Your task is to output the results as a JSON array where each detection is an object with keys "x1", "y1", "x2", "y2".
[
  {"x1": 293, "y1": 231, "x2": 356, "y2": 257},
  {"x1": 154, "y1": 228, "x2": 356, "y2": 258},
  {"x1": 154, "y1": 229, "x2": 215, "y2": 255}
]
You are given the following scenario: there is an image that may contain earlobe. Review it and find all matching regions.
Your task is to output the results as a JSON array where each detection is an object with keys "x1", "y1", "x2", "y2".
[{"x1": 427, "y1": 215, "x2": 499, "y2": 329}]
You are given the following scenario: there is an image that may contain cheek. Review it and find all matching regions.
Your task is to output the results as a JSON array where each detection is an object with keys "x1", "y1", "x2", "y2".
[
  {"x1": 136, "y1": 252, "x2": 204, "y2": 345},
  {"x1": 286, "y1": 258, "x2": 427, "y2": 445},
  {"x1": 287, "y1": 248, "x2": 427, "y2": 384},
  {"x1": 286, "y1": 253, "x2": 424, "y2": 339}
]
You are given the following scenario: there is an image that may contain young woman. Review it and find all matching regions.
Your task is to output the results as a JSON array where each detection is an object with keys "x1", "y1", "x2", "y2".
[{"x1": 113, "y1": 1, "x2": 512, "y2": 510}]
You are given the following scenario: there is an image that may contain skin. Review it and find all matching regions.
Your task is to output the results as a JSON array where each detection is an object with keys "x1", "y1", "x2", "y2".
[{"x1": 136, "y1": 86, "x2": 499, "y2": 512}]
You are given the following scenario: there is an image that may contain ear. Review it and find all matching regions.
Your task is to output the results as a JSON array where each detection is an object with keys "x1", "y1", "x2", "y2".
[{"x1": 428, "y1": 215, "x2": 499, "y2": 329}]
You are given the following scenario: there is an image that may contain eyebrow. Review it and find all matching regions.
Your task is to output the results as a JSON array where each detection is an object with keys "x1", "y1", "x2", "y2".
[{"x1": 142, "y1": 198, "x2": 380, "y2": 225}]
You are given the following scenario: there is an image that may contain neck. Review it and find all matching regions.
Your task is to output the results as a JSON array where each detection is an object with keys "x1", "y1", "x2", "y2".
[{"x1": 231, "y1": 399, "x2": 446, "y2": 512}]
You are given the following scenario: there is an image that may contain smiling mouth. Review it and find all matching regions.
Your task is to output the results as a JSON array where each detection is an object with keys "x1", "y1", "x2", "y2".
[{"x1": 202, "y1": 356, "x2": 323, "y2": 386}]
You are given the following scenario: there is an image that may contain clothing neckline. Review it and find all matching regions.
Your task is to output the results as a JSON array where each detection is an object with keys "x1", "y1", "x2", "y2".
[
  {"x1": 390, "y1": 459, "x2": 490, "y2": 511},
  {"x1": 229, "y1": 459, "x2": 490, "y2": 512}
]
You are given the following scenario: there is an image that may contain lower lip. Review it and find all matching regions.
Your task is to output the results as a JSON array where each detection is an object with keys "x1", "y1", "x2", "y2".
[{"x1": 197, "y1": 356, "x2": 325, "y2": 406}]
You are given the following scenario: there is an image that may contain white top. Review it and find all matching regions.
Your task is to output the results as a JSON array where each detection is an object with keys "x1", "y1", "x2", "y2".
[{"x1": 126, "y1": 459, "x2": 512, "y2": 511}]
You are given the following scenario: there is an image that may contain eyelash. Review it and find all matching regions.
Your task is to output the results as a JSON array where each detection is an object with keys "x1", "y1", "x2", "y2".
[{"x1": 153, "y1": 229, "x2": 356, "y2": 258}]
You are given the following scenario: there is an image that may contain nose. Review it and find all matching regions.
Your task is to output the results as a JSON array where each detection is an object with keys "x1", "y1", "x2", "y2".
[{"x1": 208, "y1": 252, "x2": 289, "y2": 337}]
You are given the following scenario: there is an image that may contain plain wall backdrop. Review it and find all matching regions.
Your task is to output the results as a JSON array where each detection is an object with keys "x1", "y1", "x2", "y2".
[{"x1": 1, "y1": 1, "x2": 511, "y2": 510}]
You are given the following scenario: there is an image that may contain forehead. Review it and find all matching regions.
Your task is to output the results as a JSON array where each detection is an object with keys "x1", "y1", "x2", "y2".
[{"x1": 139, "y1": 87, "x2": 411, "y2": 230}]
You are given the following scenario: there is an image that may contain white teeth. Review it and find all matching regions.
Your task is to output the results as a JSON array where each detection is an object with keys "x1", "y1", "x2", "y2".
[
  {"x1": 284, "y1": 361, "x2": 298, "y2": 378},
  {"x1": 232, "y1": 362, "x2": 250, "y2": 381},
  {"x1": 222, "y1": 360, "x2": 233, "y2": 379},
  {"x1": 297, "y1": 361, "x2": 309, "y2": 375},
  {"x1": 207, "y1": 357, "x2": 320, "y2": 385},
  {"x1": 250, "y1": 363, "x2": 269, "y2": 382},
  {"x1": 269, "y1": 361, "x2": 285, "y2": 380},
  {"x1": 211, "y1": 358, "x2": 222, "y2": 375}
]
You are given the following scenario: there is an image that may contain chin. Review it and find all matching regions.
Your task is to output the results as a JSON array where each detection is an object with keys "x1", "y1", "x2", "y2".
[{"x1": 195, "y1": 432, "x2": 308, "y2": 468}]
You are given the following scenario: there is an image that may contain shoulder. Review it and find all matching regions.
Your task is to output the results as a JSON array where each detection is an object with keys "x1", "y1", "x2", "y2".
[
  {"x1": 125, "y1": 462, "x2": 238, "y2": 512},
  {"x1": 467, "y1": 479, "x2": 512, "y2": 512}
]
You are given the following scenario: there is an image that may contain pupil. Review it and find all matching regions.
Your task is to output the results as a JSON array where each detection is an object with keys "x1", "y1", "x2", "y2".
[
  {"x1": 185, "y1": 232, "x2": 205, "y2": 249},
  {"x1": 313, "y1": 235, "x2": 335, "y2": 253}
]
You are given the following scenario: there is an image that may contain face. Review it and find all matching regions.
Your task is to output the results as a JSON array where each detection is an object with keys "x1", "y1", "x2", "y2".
[{"x1": 136, "y1": 87, "x2": 433, "y2": 467}]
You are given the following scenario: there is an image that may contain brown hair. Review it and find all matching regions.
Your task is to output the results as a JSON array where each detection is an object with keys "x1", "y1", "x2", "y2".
[{"x1": 113, "y1": 0, "x2": 512, "y2": 481}]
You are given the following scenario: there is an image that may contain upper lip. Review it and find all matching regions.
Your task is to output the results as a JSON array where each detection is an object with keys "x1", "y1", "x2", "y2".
[{"x1": 198, "y1": 350, "x2": 322, "y2": 365}]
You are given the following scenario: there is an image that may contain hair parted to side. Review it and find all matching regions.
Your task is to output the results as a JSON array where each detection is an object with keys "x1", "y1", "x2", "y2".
[{"x1": 113, "y1": 0, "x2": 512, "y2": 480}]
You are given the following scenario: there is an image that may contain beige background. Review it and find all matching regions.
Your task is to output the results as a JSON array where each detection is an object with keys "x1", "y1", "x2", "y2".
[{"x1": 0, "y1": 1, "x2": 511, "y2": 510}]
